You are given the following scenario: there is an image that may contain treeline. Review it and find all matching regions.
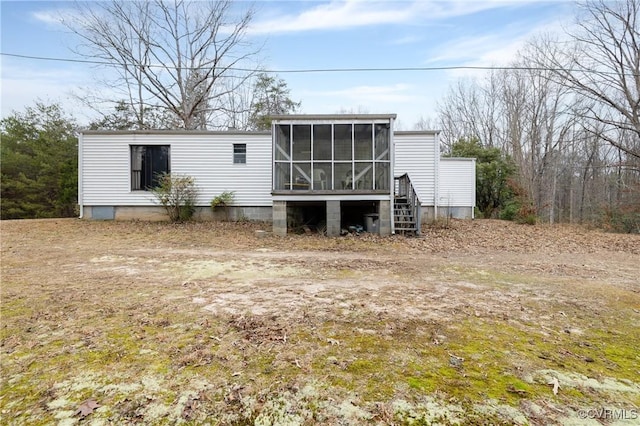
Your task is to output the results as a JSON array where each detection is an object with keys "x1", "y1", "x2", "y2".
[
  {"x1": 431, "y1": 0, "x2": 640, "y2": 233},
  {"x1": 2, "y1": 0, "x2": 638, "y2": 232},
  {"x1": 0, "y1": 73, "x2": 300, "y2": 220},
  {"x1": 1, "y1": 104, "x2": 78, "y2": 219}
]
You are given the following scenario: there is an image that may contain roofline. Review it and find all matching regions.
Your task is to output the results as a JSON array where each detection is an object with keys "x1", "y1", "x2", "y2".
[
  {"x1": 80, "y1": 129, "x2": 271, "y2": 136},
  {"x1": 79, "y1": 127, "x2": 441, "y2": 136},
  {"x1": 395, "y1": 130, "x2": 441, "y2": 135},
  {"x1": 441, "y1": 157, "x2": 476, "y2": 161},
  {"x1": 270, "y1": 113, "x2": 397, "y2": 121}
]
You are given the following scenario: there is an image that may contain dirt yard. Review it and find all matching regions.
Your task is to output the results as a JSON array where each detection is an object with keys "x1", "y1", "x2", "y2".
[{"x1": 1, "y1": 219, "x2": 639, "y2": 425}]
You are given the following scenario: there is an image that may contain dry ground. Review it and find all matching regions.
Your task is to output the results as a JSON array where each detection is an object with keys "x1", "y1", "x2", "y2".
[{"x1": 1, "y1": 219, "x2": 639, "y2": 425}]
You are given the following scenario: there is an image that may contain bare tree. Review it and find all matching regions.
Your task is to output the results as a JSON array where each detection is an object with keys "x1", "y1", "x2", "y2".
[
  {"x1": 434, "y1": 2, "x2": 640, "y2": 228},
  {"x1": 532, "y1": 0, "x2": 640, "y2": 159},
  {"x1": 437, "y1": 74, "x2": 506, "y2": 153},
  {"x1": 211, "y1": 74, "x2": 256, "y2": 130},
  {"x1": 64, "y1": 0, "x2": 258, "y2": 129}
]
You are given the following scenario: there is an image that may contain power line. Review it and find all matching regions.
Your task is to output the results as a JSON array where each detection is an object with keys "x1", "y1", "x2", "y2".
[{"x1": 2, "y1": 51, "x2": 639, "y2": 77}]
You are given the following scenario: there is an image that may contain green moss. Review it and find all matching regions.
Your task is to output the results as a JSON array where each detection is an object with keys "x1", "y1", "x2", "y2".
[
  {"x1": 0, "y1": 297, "x2": 34, "y2": 318},
  {"x1": 407, "y1": 376, "x2": 436, "y2": 392},
  {"x1": 251, "y1": 354, "x2": 277, "y2": 375},
  {"x1": 322, "y1": 373, "x2": 352, "y2": 391},
  {"x1": 346, "y1": 358, "x2": 377, "y2": 374}
]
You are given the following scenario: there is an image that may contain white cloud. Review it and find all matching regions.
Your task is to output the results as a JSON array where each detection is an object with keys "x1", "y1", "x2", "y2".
[
  {"x1": 429, "y1": 33, "x2": 521, "y2": 65},
  {"x1": 302, "y1": 83, "x2": 419, "y2": 105},
  {"x1": 249, "y1": 0, "x2": 539, "y2": 35},
  {"x1": 0, "y1": 62, "x2": 93, "y2": 120},
  {"x1": 31, "y1": 8, "x2": 79, "y2": 28},
  {"x1": 249, "y1": 1, "x2": 413, "y2": 34},
  {"x1": 388, "y1": 35, "x2": 423, "y2": 46},
  {"x1": 283, "y1": 73, "x2": 441, "y2": 122},
  {"x1": 31, "y1": 10, "x2": 59, "y2": 25},
  {"x1": 426, "y1": 15, "x2": 572, "y2": 78}
]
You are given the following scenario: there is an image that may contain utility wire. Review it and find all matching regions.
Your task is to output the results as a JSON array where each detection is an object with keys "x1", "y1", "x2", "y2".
[{"x1": 2, "y1": 52, "x2": 639, "y2": 77}]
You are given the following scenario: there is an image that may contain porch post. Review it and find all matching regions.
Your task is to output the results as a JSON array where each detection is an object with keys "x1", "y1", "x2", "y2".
[
  {"x1": 326, "y1": 201, "x2": 341, "y2": 237},
  {"x1": 379, "y1": 199, "x2": 392, "y2": 236},
  {"x1": 273, "y1": 201, "x2": 287, "y2": 236}
]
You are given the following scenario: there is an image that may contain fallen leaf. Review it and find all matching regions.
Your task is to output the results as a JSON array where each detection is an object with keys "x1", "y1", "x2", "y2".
[{"x1": 75, "y1": 399, "x2": 100, "y2": 418}]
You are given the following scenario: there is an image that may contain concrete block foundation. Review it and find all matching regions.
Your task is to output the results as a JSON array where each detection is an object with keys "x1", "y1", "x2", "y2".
[
  {"x1": 326, "y1": 201, "x2": 341, "y2": 237},
  {"x1": 378, "y1": 200, "x2": 392, "y2": 236},
  {"x1": 82, "y1": 205, "x2": 272, "y2": 222},
  {"x1": 272, "y1": 201, "x2": 287, "y2": 236}
]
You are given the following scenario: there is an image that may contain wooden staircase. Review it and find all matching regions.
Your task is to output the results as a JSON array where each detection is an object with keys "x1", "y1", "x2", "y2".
[{"x1": 394, "y1": 174, "x2": 421, "y2": 236}]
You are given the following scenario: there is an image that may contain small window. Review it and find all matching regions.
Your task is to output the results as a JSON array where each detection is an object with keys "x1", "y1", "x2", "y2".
[
  {"x1": 233, "y1": 143, "x2": 247, "y2": 164},
  {"x1": 131, "y1": 145, "x2": 170, "y2": 190}
]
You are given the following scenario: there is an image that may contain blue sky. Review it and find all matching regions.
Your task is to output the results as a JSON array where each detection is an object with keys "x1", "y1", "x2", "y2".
[{"x1": 1, "y1": 0, "x2": 575, "y2": 128}]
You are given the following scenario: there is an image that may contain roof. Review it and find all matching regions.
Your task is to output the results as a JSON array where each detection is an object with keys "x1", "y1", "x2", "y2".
[
  {"x1": 395, "y1": 130, "x2": 441, "y2": 135},
  {"x1": 441, "y1": 157, "x2": 476, "y2": 161},
  {"x1": 270, "y1": 113, "x2": 397, "y2": 121},
  {"x1": 80, "y1": 130, "x2": 271, "y2": 136}
]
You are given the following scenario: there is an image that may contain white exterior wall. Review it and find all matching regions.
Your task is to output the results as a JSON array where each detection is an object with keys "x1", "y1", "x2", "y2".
[
  {"x1": 80, "y1": 132, "x2": 272, "y2": 208},
  {"x1": 438, "y1": 158, "x2": 476, "y2": 208},
  {"x1": 393, "y1": 131, "x2": 439, "y2": 206}
]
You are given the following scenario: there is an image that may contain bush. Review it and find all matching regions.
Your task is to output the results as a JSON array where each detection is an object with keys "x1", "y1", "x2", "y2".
[
  {"x1": 151, "y1": 173, "x2": 199, "y2": 222},
  {"x1": 499, "y1": 200, "x2": 537, "y2": 225},
  {"x1": 497, "y1": 178, "x2": 537, "y2": 225},
  {"x1": 210, "y1": 191, "x2": 235, "y2": 221},
  {"x1": 601, "y1": 207, "x2": 640, "y2": 234},
  {"x1": 499, "y1": 201, "x2": 518, "y2": 221},
  {"x1": 446, "y1": 137, "x2": 516, "y2": 218},
  {"x1": 516, "y1": 203, "x2": 537, "y2": 225}
]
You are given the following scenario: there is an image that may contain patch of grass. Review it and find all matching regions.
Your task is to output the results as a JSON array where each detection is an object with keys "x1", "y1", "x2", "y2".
[
  {"x1": 2, "y1": 219, "x2": 639, "y2": 424},
  {"x1": 407, "y1": 376, "x2": 436, "y2": 393}
]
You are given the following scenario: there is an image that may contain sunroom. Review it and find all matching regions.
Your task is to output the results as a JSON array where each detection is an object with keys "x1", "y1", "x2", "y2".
[{"x1": 270, "y1": 114, "x2": 396, "y2": 236}]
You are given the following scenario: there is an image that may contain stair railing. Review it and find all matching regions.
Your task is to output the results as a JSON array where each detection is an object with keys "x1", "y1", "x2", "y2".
[{"x1": 394, "y1": 173, "x2": 421, "y2": 235}]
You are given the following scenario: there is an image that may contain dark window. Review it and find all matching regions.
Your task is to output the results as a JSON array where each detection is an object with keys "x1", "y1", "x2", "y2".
[
  {"x1": 131, "y1": 145, "x2": 170, "y2": 190},
  {"x1": 292, "y1": 125, "x2": 311, "y2": 161},
  {"x1": 334, "y1": 124, "x2": 352, "y2": 161},
  {"x1": 313, "y1": 125, "x2": 332, "y2": 160},
  {"x1": 233, "y1": 143, "x2": 247, "y2": 164}
]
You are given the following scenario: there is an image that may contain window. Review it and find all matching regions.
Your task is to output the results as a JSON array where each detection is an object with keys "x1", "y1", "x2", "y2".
[
  {"x1": 233, "y1": 143, "x2": 247, "y2": 164},
  {"x1": 292, "y1": 125, "x2": 311, "y2": 161},
  {"x1": 273, "y1": 120, "x2": 392, "y2": 192},
  {"x1": 131, "y1": 145, "x2": 170, "y2": 190}
]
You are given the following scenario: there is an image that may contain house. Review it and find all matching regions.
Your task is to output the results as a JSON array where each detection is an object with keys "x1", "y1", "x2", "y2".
[{"x1": 78, "y1": 114, "x2": 475, "y2": 235}]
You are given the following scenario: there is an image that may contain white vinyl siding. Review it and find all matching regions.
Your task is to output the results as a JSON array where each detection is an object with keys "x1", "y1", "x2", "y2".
[
  {"x1": 439, "y1": 158, "x2": 476, "y2": 207},
  {"x1": 394, "y1": 132, "x2": 438, "y2": 206},
  {"x1": 80, "y1": 127, "x2": 476, "y2": 217},
  {"x1": 81, "y1": 133, "x2": 272, "y2": 207}
]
